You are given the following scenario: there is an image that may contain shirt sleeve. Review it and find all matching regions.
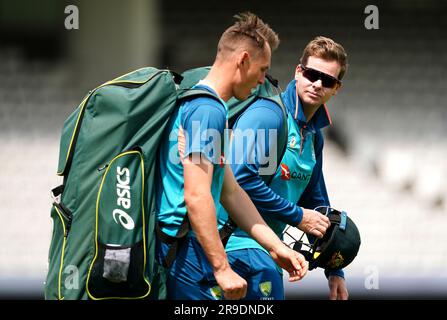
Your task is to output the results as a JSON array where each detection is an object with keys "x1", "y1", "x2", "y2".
[
  {"x1": 230, "y1": 99, "x2": 303, "y2": 226},
  {"x1": 180, "y1": 98, "x2": 227, "y2": 164}
]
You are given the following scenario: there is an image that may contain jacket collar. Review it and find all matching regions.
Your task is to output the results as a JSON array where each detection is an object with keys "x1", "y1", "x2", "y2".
[{"x1": 281, "y1": 80, "x2": 332, "y2": 132}]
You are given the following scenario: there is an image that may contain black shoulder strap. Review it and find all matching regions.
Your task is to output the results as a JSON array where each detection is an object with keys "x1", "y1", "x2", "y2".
[
  {"x1": 219, "y1": 218, "x2": 238, "y2": 247},
  {"x1": 157, "y1": 216, "x2": 190, "y2": 269}
]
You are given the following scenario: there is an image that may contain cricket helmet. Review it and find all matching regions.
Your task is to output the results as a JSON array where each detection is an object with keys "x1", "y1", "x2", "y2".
[{"x1": 284, "y1": 206, "x2": 361, "y2": 271}]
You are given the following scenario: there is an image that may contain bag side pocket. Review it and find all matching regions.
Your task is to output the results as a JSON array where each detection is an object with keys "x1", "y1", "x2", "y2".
[
  {"x1": 86, "y1": 149, "x2": 151, "y2": 299},
  {"x1": 45, "y1": 203, "x2": 72, "y2": 300}
]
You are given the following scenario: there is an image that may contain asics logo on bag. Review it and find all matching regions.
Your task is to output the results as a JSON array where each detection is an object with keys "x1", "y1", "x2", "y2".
[{"x1": 113, "y1": 166, "x2": 135, "y2": 230}]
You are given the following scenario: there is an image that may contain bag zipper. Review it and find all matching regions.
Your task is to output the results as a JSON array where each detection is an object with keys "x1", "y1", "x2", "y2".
[{"x1": 58, "y1": 69, "x2": 170, "y2": 177}]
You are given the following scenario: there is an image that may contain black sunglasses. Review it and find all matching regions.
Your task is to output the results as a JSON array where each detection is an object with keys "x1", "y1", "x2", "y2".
[{"x1": 299, "y1": 64, "x2": 341, "y2": 88}]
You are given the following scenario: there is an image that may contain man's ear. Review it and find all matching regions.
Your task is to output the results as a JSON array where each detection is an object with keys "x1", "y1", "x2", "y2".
[
  {"x1": 294, "y1": 65, "x2": 302, "y2": 80},
  {"x1": 333, "y1": 83, "x2": 342, "y2": 96},
  {"x1": 237, "y1": 51, "x2": 250, "y2": 69}
]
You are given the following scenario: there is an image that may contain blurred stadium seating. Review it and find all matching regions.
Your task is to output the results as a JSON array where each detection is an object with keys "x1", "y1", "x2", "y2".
[{"x1": 0, "y1": 0, "x2": 446, "y2": 299}]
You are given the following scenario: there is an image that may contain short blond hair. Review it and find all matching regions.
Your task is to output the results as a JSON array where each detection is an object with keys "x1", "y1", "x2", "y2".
[
  {"x1": 300, "y1": 36, "x2": 348, "y2": 80},
  {"x1": 217, "y1": 12, "x2": 280, "y2": 58}
]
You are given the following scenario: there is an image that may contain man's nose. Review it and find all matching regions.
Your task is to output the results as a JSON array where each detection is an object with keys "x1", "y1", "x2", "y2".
[{"x1": 312, "y1": 79, "x2": 323, "y2": 89}]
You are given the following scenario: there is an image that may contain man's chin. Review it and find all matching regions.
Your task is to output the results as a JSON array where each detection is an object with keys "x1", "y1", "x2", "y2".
[
  {"x1": 303, "y1": 96, "x2": 322, "y2": 108},
  {"x1": 235, "y1": 92, "x2": 250, "y2": 101}
]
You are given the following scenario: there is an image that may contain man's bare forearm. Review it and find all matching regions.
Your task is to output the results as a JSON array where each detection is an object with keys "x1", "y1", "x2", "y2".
[
  {"x1": 186, "y1": 192, "x2": 230, "y2": 271},
  {"x1": 220, "y1": 166, "x2": 284, "y2": 254}
]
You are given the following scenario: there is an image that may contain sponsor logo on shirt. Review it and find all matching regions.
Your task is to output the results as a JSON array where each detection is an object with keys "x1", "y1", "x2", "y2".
[
  {"x1": 210, "y1": 285, "x2": 223, "y2": 300},
  {"x1": 289, "y1": 136, "x2": 297, "y2": 148},
  {"x1": 280, "y1": 163, "x2": 291, "y2": 180},
  {"x1": 259, "y1": 281, "x2": 272, "y2": 298},
  {"x1": 280, "y1": 163, "x2": 311, "y2": 181}
]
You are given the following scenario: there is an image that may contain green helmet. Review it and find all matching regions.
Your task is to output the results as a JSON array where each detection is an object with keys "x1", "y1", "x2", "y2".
[{"x1": 285, "y1": 206, "x2": 361, "y2": 271}]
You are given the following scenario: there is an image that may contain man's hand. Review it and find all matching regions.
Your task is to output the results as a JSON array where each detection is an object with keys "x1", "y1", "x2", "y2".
[
  {"x1": 298, "y1": 208, "x2": 331, "y2": 238},
  {"x1": 269, "y1": 244, "x2": 309, "y2": 282},
  {"x1": 214, "y1": 265, "x2": 248, "y2": 300},
  {"x1": 328, "y1": 275, "x2": 348, "y2": 300}
]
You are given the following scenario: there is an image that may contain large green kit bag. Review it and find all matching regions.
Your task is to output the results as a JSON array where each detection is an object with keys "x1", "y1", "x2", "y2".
[
  {"x1": 46, "y1": 66, "x2": 286, "y2": 300},
  {"x1": 45, "y1": 67, "x2": 215, "y2": 300}
]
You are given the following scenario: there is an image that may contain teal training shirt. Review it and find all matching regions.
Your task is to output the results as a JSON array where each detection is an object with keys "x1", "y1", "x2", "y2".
[
  {"x1": 220, "y1": 109, "x2": 316, "y2": 253},
  {"x1": 217, "y1": 80, "x2": 331, "y2": 253},
  {"x1": 157, "y1": 84, "x2": 228, "y2": 237}
]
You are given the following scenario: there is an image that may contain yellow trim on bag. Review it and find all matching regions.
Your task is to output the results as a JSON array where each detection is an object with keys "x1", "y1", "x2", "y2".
[
  {"x1": 57, "y1": 68, "x2": 168, "y2": 176},
  {"x1": 86, "y1": 150, "x2": 151, "y2": 300},
  {"x1": 53, "y1": 205, "x2": 68, "y2": 300},
  {"x1": 103, "y1": 67, "x2": 153, "y2": 84},
  {"x1": 57, "y1": 94, "x2": 89, "y2": 176}
]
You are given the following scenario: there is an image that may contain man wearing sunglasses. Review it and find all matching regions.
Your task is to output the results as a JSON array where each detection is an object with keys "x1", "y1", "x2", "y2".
[{"x1": 217, "y1": 36, "x2": 349, "y2": 299}]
